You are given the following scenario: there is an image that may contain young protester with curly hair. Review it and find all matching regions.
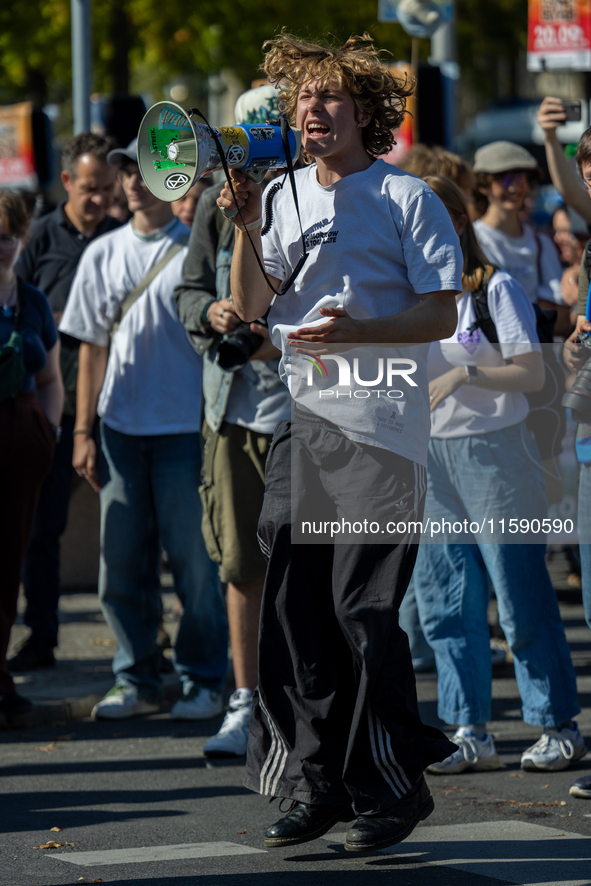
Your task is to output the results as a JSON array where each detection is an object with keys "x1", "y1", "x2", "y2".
[{"x1": 217, "y1": 32, "x2": 462, "y2": 852}]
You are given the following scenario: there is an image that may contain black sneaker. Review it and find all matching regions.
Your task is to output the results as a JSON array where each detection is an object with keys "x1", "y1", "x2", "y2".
[
  {"x1": 0, "y1": 692, "x2": 33, "y2": 714},
  {"x1": 8, "y1": 635, "x2": 55, "y2": 671}
]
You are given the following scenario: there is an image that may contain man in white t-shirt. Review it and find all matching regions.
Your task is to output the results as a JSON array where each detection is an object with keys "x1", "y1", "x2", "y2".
[
  {"x1": 217, "y1": 33, "x2": 462, "y2": 852},
  {"x1": 60, "y1": 141, "x2": 228, "y2": 721}
]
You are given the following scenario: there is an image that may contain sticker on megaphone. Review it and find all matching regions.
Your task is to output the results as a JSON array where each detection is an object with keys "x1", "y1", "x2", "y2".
[{"x1": 137, "y1": 101, "x2": 302, "y2": 202}]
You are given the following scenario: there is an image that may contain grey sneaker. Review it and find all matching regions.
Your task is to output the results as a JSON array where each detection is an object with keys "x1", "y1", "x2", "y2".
[
  {"x1": 92, "y1": 684, "x2": 159, "y2": 720},
  {"x1": 427, "y1": 731, "x2": 501, "y2": 775},
  {"x1": 521, "y1": 722, "x2": 587, "y2": 772},
  {"x1": 204, "y1": 689, "x2": 252, "y2": 758},
  {"x1": 170, "y1": 684, "x2": 224, "y2": 720},
  {"x1": 570, "y1": 774, "x2": 591, "y2": 799}
]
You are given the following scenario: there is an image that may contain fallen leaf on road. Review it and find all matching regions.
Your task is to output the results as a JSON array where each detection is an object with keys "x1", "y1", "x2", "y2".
[
  {"x1": 540, "y1": 784, "x2": 549, "y2": 789},
  {"x1": 90, "y1": 637, "x2": 115, "y2": 646},
  {"x1": 508, "y1": 773, "x2": 523, "y2": 778},
  {"x1": 92, "y1": 880, "x2": 103, "y2": 883},
  {"x1": 34, "y1": 842, "x2": 64, "y2": 849},
  {"x1": 536, "y1": 800, "x2": 567, "y2": 806},
  {"x1": 236, "y1": 830, "x2": 247, "y2": 834},
  {"x1": 515, "y1": 802, "x2": 533, "y2": 807},
  {"x1": 36, "y1": 742, "x2": 58, "y2": 752},
  {"x1": 50, "y1": 827, "x2": 63, "y2": 832}
]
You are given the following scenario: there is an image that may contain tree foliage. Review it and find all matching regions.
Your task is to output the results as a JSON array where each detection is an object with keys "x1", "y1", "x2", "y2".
[{"x1": 0, "y1": 0, "x2": 528, "y2": 110}]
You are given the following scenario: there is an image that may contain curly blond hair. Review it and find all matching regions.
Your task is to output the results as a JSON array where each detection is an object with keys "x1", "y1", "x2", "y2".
[{"x1": 262, "y1": 32, "x2": 414, "y2": 157}]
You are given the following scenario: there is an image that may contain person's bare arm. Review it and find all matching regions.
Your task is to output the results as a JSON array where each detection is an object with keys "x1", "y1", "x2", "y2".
[
  {"x1": 72, "y1": 342, "x2": 109, "y2": 491},
  {"x1": 429, "y1": 351, "x2": 544, "y2": 410},
  {"x1": 537, "y1": 97, "x2": 591, "y2": 224},
  {"x1": 287, "y1": 292, "x2": 459, "y2": 351},
  {"x1": 35, "y1": 340, "x2": 64, "y2": 427},
  {"x1": 218, "y1": 171, "x2": 280, "y2": 322}
]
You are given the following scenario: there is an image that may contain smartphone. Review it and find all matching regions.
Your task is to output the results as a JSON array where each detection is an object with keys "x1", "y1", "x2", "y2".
[{"x1": 561, "y1": 99, "x2": 582, "y2": 122}]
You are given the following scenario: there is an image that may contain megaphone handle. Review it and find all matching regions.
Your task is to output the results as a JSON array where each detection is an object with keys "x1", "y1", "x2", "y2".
[{"x1": 220, "y1": 169, "x2": 267, "y2": 221}]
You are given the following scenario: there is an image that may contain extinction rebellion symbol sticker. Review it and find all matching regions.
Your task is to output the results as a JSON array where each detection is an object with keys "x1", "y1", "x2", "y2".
[{"x1": 165, "y1": 172, "x2": 190, "y2": 190}]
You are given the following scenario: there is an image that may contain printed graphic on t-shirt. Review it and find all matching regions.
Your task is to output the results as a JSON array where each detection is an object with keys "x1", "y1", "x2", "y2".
[
  {"x1": 457, "y1": 328, "x2": 481, "y2": 354},
  {"x1": 303, "y1": 219, "x2": 339, "y2": 249}
]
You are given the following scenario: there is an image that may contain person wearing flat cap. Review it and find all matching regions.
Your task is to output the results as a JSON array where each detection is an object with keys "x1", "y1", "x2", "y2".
[{"x1": 472, "y1": 140, "x2": 569, "y2": 500}]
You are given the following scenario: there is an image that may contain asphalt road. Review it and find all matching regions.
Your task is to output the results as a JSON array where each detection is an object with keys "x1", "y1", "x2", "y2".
[{"x1": 3, "y1": 658, "x2": 591, "y2": 886}]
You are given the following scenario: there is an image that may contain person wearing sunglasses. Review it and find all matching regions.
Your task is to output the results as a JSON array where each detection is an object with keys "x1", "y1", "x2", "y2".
[
  {"x1": 473, "y1": 142, "x2": 569, "y2": 504},
  {"x1": 473, "y1": 142, "x2": 565, "y2": 315}
]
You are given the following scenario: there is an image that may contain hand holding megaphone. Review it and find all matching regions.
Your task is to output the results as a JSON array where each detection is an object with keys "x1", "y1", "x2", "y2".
[{"x1": 217, "y1": 169, "x2": 264, "y2": 228}]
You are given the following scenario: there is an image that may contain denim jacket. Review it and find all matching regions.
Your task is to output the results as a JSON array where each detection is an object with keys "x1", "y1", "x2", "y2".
[{"x1": 174, "y1": 188, "x2": 287, "y2": 433}]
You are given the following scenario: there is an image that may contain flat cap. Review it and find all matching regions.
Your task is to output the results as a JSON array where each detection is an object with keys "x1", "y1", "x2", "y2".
[{"x1": 473, "y1": 141, "x2": 538, "y2": 174}]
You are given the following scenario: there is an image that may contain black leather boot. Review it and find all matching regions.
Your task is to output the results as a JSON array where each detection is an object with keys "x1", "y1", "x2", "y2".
[
  {"x1": 265, "y1": 800, "x2": 355, "y2": 848},
  {"x1": 344, "y1": 775, "x2": 434, "y2": 853}
]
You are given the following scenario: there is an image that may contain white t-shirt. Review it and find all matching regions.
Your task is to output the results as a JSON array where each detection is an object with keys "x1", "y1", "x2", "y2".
[
  {"x1": 474, "y1": 219, "x2": 564, "y2": 305},
  {"x1": 262, "y1": 160, "x2": 463, "y2": 466},
  {"x1": 428, "y1": 270, "x2": 541, "y2": 439},
  {"x1": 60, "y1": 218, "x2": 204, "y2": 436}
]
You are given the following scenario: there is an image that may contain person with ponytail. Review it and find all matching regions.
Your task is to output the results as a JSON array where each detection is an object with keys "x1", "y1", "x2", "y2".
[{"x1": 413, "y1": 175, "x2": 583, "y2": 776}]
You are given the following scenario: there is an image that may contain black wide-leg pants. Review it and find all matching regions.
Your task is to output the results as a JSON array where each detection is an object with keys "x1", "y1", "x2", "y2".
[{"x1": 244, "y1": 409, "x2": 456, "y2": 816}]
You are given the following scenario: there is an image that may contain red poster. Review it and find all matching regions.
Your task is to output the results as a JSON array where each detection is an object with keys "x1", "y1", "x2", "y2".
[
  {"x1": 528, "y1": 0, "x2": 591, "y2": 70},
  {"x1": 0, "y1": 101, "x2": 37, "y2": 189}
]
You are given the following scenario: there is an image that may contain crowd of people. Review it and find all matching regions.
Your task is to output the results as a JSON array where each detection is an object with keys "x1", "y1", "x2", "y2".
[{"x1": 2, "y1": 30, "x2": 591, "y2": 851}]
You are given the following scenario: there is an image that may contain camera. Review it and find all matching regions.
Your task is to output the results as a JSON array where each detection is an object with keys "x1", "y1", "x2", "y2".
[
  {"x1": 216, "y1": 316, "x2": 268, "y2": 372},
  {"x1": 562, "y1": 332, "x2": 591, "y2": 421}
]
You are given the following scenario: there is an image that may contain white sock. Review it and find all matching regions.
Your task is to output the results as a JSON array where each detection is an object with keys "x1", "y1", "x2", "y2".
[
  {"x1": 233, "y1": 687, "x2": 253, "y2": 705},
  {"x1": 457, "y1": 723, "x2": 486, "y2": 741}
]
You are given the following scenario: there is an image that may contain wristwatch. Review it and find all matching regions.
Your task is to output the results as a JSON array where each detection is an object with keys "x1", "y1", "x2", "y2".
[{"x1": 464, "y1": 365, "x2": 478, "y2": 385}]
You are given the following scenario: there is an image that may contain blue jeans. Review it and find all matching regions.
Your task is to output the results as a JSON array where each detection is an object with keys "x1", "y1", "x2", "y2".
[
  {"x1": 98, "y1": 421, "x2": 228, "y2": 701},
  {"x1": 399, "y1": 577, "x2": 436, "y2": 671},
  {"x1": 414, "y1": 424, "x2": 579, "y2": 728},
  {"x1": 579, "y1": 463, "x2": 591, "y2": 633}
]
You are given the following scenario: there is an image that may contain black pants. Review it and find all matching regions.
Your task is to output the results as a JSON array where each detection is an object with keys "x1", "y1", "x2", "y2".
[
  {"x1": 0, "y1": 394, "x2": 54, "y2": 694},
  {"x1": 245, "y1": 409, "x2": 455, "y2": 816},
  {"x1": 21, "y1": 413, "x2": 75, "y2": 646}
]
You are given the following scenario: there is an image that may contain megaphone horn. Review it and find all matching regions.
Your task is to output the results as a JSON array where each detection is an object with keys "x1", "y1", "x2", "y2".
[{"x1": 137, "y1": 101, "x2": 302, "y2": 202}]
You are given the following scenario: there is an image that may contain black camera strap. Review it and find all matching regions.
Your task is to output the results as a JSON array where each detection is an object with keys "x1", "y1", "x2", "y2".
[{"x1": 187, "y1": 108, "x2": 308, "y2": 296}]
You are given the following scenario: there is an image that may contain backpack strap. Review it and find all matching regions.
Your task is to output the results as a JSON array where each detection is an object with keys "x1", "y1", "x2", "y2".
[
  {"x1": 14, "y1": 277, "x2": 27, "y2": 333},
  {"x1": 468, "y1": 264, "x2": 500, "y2": 345},
  {"x1": 111, "y1": 233, "x2": 189, "y2": 337}
]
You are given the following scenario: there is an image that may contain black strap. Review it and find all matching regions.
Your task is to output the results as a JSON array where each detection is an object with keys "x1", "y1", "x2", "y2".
[
  {"x1": 187, "y1": 108, "x2": 308, "y2": 297},
  {"x1": 14, "y1": 277, "x2": 27, "y2": 333},
  {"x1": 469, "y1": 265, "x2": 500, "y2": 345}
]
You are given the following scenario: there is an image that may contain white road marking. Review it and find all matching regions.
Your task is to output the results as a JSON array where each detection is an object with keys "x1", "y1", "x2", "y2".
[
  {"x1": 326, "y1": 821, "x2": 591, "y2": 886},
  {"x1": 48, "y1": 841, "x2": 267, "y2": 867}
]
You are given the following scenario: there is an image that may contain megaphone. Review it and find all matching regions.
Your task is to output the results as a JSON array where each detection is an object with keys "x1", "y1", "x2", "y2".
[{"x1": 137, "y1": 101, "x2": 302, "y2": 202}]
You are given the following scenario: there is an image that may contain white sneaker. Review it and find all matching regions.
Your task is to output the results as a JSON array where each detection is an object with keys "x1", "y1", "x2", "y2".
[
  {"x1": 170, "y1": 684, "x2": 224, "y2": 720},
  {"x1": 427, "y1": 731, "x2": 501, "y2": 775},
  {"x1": 521, "y1": 722, "x2": 587, "y2": 772},
  {"x1": 91, "y1": 684, "x2": 159, "y2": 720},
  {"x1": 204, "y1": 689, "x2": 253, "y2": 758}
]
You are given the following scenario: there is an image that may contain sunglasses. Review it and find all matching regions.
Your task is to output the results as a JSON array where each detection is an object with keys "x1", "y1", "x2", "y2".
[{"x1": 493, "y1": 171, "x2": 529, "y2": 188}]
